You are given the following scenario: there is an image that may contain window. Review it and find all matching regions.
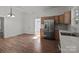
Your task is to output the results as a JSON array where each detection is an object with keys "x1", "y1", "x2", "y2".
[{"x1": 75, "y1": 9, "x2": 79, "y2": 24}]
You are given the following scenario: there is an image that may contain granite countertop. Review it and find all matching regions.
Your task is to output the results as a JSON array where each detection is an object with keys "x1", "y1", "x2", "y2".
[
  {"x1": 59, "y1": 29, "x2": 79, "y2": 53},
  {"x1": 60, "y1": 34, "x2": 79, "y2": 53},
  {"x1": 59, "y1": 30, "x2": 73, "y2": 33}
]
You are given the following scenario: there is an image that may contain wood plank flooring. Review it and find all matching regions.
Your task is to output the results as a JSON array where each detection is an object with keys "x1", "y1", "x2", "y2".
[{"x1": 0, "y1": 34, "x2": 60, "y2": 53}]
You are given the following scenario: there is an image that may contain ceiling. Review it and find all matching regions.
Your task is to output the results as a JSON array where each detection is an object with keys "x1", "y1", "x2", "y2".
[
  {"x1": 0, "y1": 6, "x2": 72, "y2": 13},
  {"x1": 13, "y1": 6, "x2": 72, "y2": 14},
  {"x1": 0, "y1": 6, "x2": 72, "y2": 17}
]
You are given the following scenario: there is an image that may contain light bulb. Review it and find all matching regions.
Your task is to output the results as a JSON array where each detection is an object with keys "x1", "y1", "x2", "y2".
[
  {"x1": 7, "y1": 14, "x2": 10, "y2": 17},
  {"x1": 7, "y1": 14, "x2": 15, "y2": 17},
  {"x1": 11, "y1": 15, "x2": 15, "y2": 17}
]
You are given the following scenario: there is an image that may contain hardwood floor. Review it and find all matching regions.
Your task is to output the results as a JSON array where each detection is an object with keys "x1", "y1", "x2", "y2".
[{"x1": 0, "y1": 34, "x2": 60, "y2": 53}]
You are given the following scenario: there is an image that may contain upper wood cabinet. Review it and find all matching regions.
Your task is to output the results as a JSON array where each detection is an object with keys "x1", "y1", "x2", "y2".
[
  {"x1": 64, "y1": 11, "x2": 71, "y2": 24},
  {"x1": 54, "y1": 16, "x2": 59, "y2": 24},
  {"x1": 41, "y1": 16, "x2": 54, "y2": 24},
  {"x1": 54, "y1": 11, "x2": 71, "y2": 24},
  {"x1": 59, "y1": 14, "x2": 64, "y2": 24},
  {"x1": 41, "y1": 11, "x2": 71, "y2": 25}
]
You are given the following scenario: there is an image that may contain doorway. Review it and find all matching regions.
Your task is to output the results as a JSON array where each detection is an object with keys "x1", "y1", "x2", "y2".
[
  {"x1": 0, "y1": 17, "x2": 4, "y2": 39},
  {"x1": 35, "y1": 18, "x2": 41, "y2": 35},
  {"x1": 34, "y1": 18, "x2": 41, "y2": 39}
]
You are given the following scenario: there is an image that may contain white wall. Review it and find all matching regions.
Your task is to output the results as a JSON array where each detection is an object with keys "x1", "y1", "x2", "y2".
[
  {"x1": 4, "y1": 12, "x2": 23, "y2": 38},
  {"x1": 23, "y1": 14, "x2": 35, "y2": 34},
  {"x1": 0, "y1": 7, "x2": 24, "y2": 38}
]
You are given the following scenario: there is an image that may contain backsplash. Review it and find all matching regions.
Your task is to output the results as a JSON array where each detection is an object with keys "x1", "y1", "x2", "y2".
[{"x1": 55, "y1": 24, "x2": 70, "y2": 30}]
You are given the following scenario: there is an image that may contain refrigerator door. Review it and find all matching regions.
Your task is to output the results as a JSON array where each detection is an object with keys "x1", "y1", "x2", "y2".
[{"x1": 44, "y1": 19, "x2": 54, "y2": 39}]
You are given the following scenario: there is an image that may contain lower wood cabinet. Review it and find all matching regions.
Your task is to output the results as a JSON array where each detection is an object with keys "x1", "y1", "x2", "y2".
[
  {"x1": 55, "y1": 30, "x2": 60, "y2": 41},
  {"x1": 40, "y1": 29, "x2": 44, "y2": 39}
]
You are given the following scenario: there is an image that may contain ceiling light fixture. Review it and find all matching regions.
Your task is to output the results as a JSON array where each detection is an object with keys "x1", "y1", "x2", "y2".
[{"x1": 7, "y1": 8, "x2": 15, "y2": 17}]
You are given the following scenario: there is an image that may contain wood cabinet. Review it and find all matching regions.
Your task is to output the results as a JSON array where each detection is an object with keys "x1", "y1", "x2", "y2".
[
  {"x1": 55, "y1": 30, "x2": 59, "y2": 41},
  {"x1": 64, "y1": 11, "x2": 71, "y2": 24},
  {"x1": 59, "y1": 14, "x2": 64, "y2": 24},
  {"x1": 41, "y1": 16, "x2": 54, "y2": 24},
  {"x1": 40, "y1": 29, "x2": 44, "y2": 39},
  {"x1": 54, "y1": 16, "x2": 59, "y2": 24},
  {"x1": 54, "y1": 11, "x2": 71, "y2": 24}
]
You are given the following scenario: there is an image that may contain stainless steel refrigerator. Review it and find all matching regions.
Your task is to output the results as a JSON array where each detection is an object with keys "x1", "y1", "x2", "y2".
[{"x1": 44, "y1": 19, "x2": 54, "y2": 40}]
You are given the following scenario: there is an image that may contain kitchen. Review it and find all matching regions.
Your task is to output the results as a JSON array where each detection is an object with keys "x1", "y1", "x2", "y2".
[{"x1": 40, "y1": 6, "x2": 79, "y2": 53}]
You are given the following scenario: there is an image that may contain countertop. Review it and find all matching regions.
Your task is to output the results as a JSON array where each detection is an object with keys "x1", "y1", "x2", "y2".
[
  {"x1": 59, "y1": 30, "x2": 73, "y2": 33},
  {"x1": 59, "y1": 30, "x2": 79, "y2": 53}
]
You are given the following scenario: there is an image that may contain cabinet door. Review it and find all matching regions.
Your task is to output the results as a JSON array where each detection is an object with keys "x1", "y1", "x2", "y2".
[
  {"x1": 54, "y1": 16, "x2": 59, "y2": 24},
  {"x1": 41, "y1": 17, "x2": 45, "y2": 24},
  {"x1": 59, "y1": 15, "x2": 64, "y2": 24},
  {"x1": 55, "y1": 30, "x2": 59, "y2": 41},
  {"x1": 40, "y1": 29, "x2": 44, "y2": 39},
  {"x1": 64, "y1": 11, "x2": 71, "y2": 24}
]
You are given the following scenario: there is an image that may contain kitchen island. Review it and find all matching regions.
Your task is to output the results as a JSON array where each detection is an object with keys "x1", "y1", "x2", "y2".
[{"x1": 59, "y1": 30, "x2": 79, "y2": 53}]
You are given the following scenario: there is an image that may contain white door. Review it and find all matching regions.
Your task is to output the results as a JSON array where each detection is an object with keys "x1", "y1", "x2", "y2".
[{"x1": 35, "y1": 18, "x2": 41, "y2": 35}]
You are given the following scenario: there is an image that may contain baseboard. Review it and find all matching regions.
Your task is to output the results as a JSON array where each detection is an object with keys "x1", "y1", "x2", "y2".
[{"x1": 4, "y1": 33, "x2": 34, "y2": 39}]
